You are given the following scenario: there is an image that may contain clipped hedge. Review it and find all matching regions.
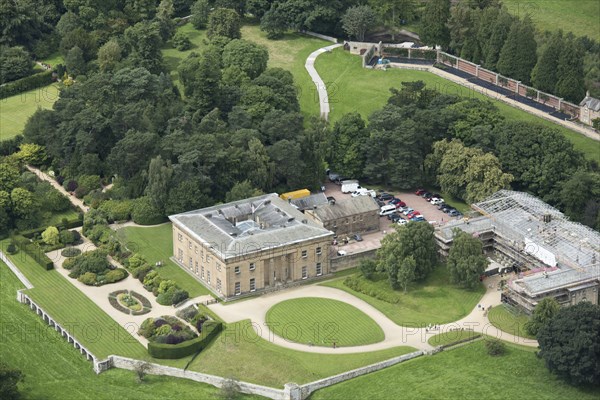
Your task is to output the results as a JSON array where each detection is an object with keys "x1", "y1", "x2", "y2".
[
  {"x1": 0, "y1": 70, "x2": 54, "y2": 99},
  {"x1": 12, "y1": 235, "x2": 54, "y2": 270},
  {"x1": 20, "y1": 216, "x2": 83, "y2": 239},
  {"x1": 148, "y1": 321, "x2": 223, "y2": 359}
]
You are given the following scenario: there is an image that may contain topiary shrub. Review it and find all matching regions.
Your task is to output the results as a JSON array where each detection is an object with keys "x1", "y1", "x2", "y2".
[
  {"x1": 59, "y1": 229, "x2": 75, "y2": 245},
  {"x1": 485, "y1": 339, "x2": 506, "y2": 356},
  {"x1": 61, "y1": 247, "x2": 82, "y2": 258},
  {"x1": 105, "y1": 268, "x2": 128, "y2": 283},
  {"x1": 131, "y1": 196, "x2": 166, "y2": 225},
  {"x1": 171, "y1": 289, "x2": 189, "y2": 305},
  {"x1": 6, "y1": 243, "x2": 17, "y2": 254},
  {"x1": 78, "y1": 272, "x2": 97, "y2": 285}
]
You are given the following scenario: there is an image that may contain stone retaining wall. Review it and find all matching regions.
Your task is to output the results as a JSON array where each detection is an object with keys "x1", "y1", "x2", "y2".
[
  {"x1": 301, "y1": 30, "x2": 337, "y2": 43},
  {"x1": 330, "y1": 249, "x2": 376, "y2": 272}
]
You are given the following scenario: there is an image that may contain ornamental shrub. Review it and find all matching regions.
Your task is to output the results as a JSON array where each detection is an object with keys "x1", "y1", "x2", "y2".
[
  {"x1": 61, "y1": 247, "x2": 81, "y2": 257},
  {"x1": 485, "y1": 339, "x2": 506, "y2": 356},
  {"x1": 78, "y1": 272, "x2": 97, "y2": 285},
  {"x1": 171, "y1": 289, "x2": 189, "y2": 305},
  {"x1": 131, "y1": 196, "x2": 165, "y2": 225},
  {"x1": 105, "y1": 268, "x2": 128, "y2": 283},
  {"x1": 6, "y1": 243, "x2": 17, "y2": 254},
  {"x1": 59, "y1": 229, "x2": 75, "y2": 245}
]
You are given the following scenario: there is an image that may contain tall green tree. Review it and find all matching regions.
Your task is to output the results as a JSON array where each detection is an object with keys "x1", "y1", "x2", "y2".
[
  {"x1": 420, "y1": 0, "x2": 451, "y2": 48},
  {"x1": 156, "y1": 0, "x2": 176, "y2": 42},
  {"x1": 146, "y1": 156, "x2": 174, "y2": 212},
  {"x1": 341, "y1": 5, "x2": 377, "y2": 41},
  {"x1": 0, "y1": 363, "x2": 24, "y2": 400},
  {"x1": 537, "y1": 302, "x2": 600, "y2": 386},
  {"x1": 222, "y1": 39, "x2": 269, "y2": 79},
  {"x1": 524, "y1": 297, "x2": 560, "y2": 337},
  {"x1": 496, "y1": 16, "x2": 537, "y2": 84},
  {"x1": 531, "y1": 31, "x2": 563, "y2": 93},
  {"x1": 191, "y1": 0, "x2": 211, "y2": 29},
  {"x1": 225, "y1": 180, "x2": 264, "y2": 202},
  {"x1": 446, "y1": 230, "x2": 488, "y2": 289},
  {"x1": 555, "y1": 37, "x2": 586, "y2": 102},
  {"x1": 65, "y1": 46, "x2": 86, "y2": 77},
  {"x1": 207, "y1": 8, "x2": 241, "y2": 40},
  {"x1": 369, "y1": 0, "x2": 416, "y2": 41},
  {"x1": 378, "y1": 222, "x2": 438, "y2": 284},
  {"x1": 97, "y1": 39, "x2": 122, "y2": 72},
  {"x1": 331, "y1": 112, "x2": 368, "y2": 179},
  {"x1": 179, "y1": 46, "x2": 222, "y2": 114},
  {"x1": 397, "y1": 255, "x2": 416, "y2": 293},
  {"x1": 124, "y1": 21, "x2": 164, "y2": 74},
  {"x1": 0, "y1": 46, "x2": 32, "y2": 84},
  {"x1": 559, "y1": 171, "x2": 600, "y2": 226},
  {"x1": 481, "y1": 8, "x2": 513, "y2": 69}
]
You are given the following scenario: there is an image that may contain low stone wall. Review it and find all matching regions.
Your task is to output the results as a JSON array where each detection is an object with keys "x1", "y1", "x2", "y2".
[
  {"x1": 110, "y1": 356, "x2": 286, "y2": 399},
  {"x1": 297, "y1": 350, "x2": 424, "y2": 399},
  {"x1": 301, "y1": 30, "x2": 337, "y2": 43},
  {"x1": 330, "y1": 249, "x2": 376, "y2": 272}
]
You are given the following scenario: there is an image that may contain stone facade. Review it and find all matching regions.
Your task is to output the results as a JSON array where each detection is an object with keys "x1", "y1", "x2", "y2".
[{"x1": 170, "y1": 194, "x2": 334, "y2": 300}]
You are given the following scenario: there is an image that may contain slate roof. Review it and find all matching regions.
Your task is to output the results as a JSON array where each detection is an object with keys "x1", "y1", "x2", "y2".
[
  {"x1": 290, "y1": 192, "x2": 329, "y2": 211},
  {"x1": 580, "y1": 95, "x2": 600, "y2": 111},
  {"x1": 311, "y1": 196, "x2": 379, "y2": 221},
  {"x1": 169, "y1": 193, "x2": 333, "y2": 261}
]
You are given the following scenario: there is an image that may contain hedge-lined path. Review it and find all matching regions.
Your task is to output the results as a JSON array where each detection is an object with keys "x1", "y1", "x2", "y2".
[
  {"x1": 26, "y1": 165, "x2": 89, "y2": 212},
  {"x1": 209, "y1": 275, "x2": 537, "y2": 354}
]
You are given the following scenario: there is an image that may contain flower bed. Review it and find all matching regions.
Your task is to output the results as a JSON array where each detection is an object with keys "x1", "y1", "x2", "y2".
[
  {"x1": 64, "y1": 249, "x2": 128, "y2": 286},
  {"x1": 139, "y1": 316, "x2": 197, "y2": 345},
  {"x1": 108, "y1": 290, "x2": 152, "y2": 315},
  {"x1": 61, "y1": 247, "x2": 82, "y2": 258}
]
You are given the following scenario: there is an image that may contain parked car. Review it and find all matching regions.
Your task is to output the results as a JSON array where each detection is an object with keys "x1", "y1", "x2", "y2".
[
  {"x1": 410, "y1": 215, "x2": 426, "y2": 222},
  {"x1": 415, "y1": 189, "x2": 426, "y2": 195},
  {"x1": 403, "y1": 207, "x2": 415, "y2": 215},
  {"x1": 390, "y1": 214, "x2": 402, "y2": 223},
  {"x1": 389, "y1": 198, "x2": 402, "y2": 205},
  {"x1": 448, "y1": 210, "x2": 462, "y2": 217},
  {"x1": 407, "y1": 211, "x2": 421, "y2": 219},
  {"x1": 380, "y1": 204, "x2": 397, "y2": 216},
  {"x1": 395, "y1": 201, "x2": 407, "y2": 208},
  {"x1": 444, "y1": 207, "x2": 456, "y2": 214},
  {"x1": 377, "y1": 192, "x2": 394, "y2": 201},
  {"x1": 353, "y1": 233, "x2": 363, "y2": 242},
  {"x1": 430, "y1": 198, "x2": 444, "y2": 205},
  {"x1": 337, "y1": 250, "x2": 347, "y2": 256},
  {"x1": 397, "y1": 206, "x2": 407, "y2": 213},
  {"x1": 424, "y1": 192, "x2": 434, "y2": 200},
  {"x1": 341, "y1": 180, "x2": 360, "y2": 193},
  {"x1": 437, "y1": 202, "x2": 447, "y2": 210},
  {"x1": 397, "y1": 219, "x2": 408, "y2": 226},
  {"x1": 376, "y1": 199, "x2": 386, "y2": 207}
]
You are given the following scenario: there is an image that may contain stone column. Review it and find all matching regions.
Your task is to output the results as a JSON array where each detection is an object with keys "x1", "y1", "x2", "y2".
[
  {"x1": 475, "y1": 64, "x2": 480, "y2": 78},
  {"x1": 495, "y1": 73, "x2": 499, "y2": 85},
  {"x1": 283, "y1": 383, "x2": 302, "y2": 400},
  {"x1": 515, "y1": 81, "x2": 520, "y2": 94}
]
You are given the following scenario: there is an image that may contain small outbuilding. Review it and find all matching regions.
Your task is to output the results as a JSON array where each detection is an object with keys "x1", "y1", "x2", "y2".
[{"x1": 304, "y1": 196, "x2": 380, "y2": 237}]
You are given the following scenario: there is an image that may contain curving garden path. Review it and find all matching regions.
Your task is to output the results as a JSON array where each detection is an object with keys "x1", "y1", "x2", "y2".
[
  {"x1": 305, "y1": 43, "x2": 343, "y2": 120},
  {"x1": 208, "y1": 275, "x2": 538, "y2": 354}
]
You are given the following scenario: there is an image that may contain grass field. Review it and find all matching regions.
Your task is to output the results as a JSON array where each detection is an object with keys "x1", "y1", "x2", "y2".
[
  {"x1": 116, "y1": 223, "x2": 211, "y2": 298},
  {"x1": 0, "y1": 83, "x2": 59, "y2": 141},
  {"x1": 265, "y1": 297, "x2": 384, "y2": 347},
  {"x1": 185, "y1": 319, "x2": 415, "y2": 387},
  {"x1": 0, "y1": 262, "x2": 263, "y2": 400},
  {"x1": 41, "y1": 208, "x2": 80, "y2": 227},
  {"x1": 321, "y1": 267, "x2": 485, "y2": 327},
  {"x1": 161, "y1": 23, "x2": 327, "y2": 117},
  {"x1": 309, "y1": 340, "x2": 600, "y2": 400},
  {"x1": 503, "y1": 0, "x2": 600, "y2": 40},
  {"x1": 315, "y1": 48, "x2": 600, "y2": 164},
  {"x1": 427, "y1": 330, "x2": 480, "y2": 346},
  {"x1": 488, "y1": 304, "x2": 536, "y2": 340}
]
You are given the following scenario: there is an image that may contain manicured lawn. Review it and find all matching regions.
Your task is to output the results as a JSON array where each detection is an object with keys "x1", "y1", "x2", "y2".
[
  {"x1": 161, "y1": 23, "x2": 208, "y2": 91},
  {"x1": 488, "y1": 304, "x2": 535, "y2": 340},
  {"x1": 41, "y1": 208, "x2": 81, "y2": 226},
  {"x1": 503, "y1": 0, "x2": 600, "y2": 40},
  {"x1": 320, "y1": 267, "x2": 485, "y2": 327},
  {"x1": 186, "y1": 319, "x2": 415, "y2": 387},
  {"x1": 265, "y1": 297, "x2": 384, "y2": 347},
  {"x1": 427, "y1": 330, "x2": 480, "y2": 346},
  {"x1": 0, "y1": 262, "x2": 264, "y2": 400},
  {"x1": 315, "y1": 48, "x2": 600, "y2": 164},
  {"x1": 309, "y1": 340, "x2": 600, "y2": 400},
  {"x1": 0, "y1": 83, "x2": 59, "y2": 141},
  {"x1": 116, "y1": 223, "x2": 212, "y2": 298}
]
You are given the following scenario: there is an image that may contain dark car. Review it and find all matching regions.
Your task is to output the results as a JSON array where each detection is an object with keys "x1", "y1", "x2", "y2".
[
  {"x1": 424, "y1": 192, "x2": 434, "y2": 199},
  {"x1": 389, "y1": 198, "x2": 402, "y2": 205},
  {"x1": 437, "y1": 202, "x2": 447, "y2": 210},
  {"x1": 448, "y1": 210, "x2": 462, "y2": 217},
  {"x1": 387, "y1": 212, "x2": 399, "y2": 220},
  {"x1": 353, "y1": 233, "x2": 363, "y2": 242},
  {"x1": 378, "y1": 192, "x2": 394, "y2": 201},
  {"x1": 390, "y1": 214, "x2": 402, "y2": 223},
  {"x1": 376, "y1": 199, "x2": 385, "y2": 207},
  {"x1": 443, "y1": 206, "x2": 456, "y2": 214}
]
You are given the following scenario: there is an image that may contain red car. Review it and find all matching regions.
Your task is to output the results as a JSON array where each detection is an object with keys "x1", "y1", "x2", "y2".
[
  {"x1": 415, "y1": 189, "x2": 426, "y2": 196},
  {"x1": 407, "y1": 211, "x2": 421, "y2": 219},
  {"x1": 395, "y1": 201, "x2": 407, "y2": 208}
]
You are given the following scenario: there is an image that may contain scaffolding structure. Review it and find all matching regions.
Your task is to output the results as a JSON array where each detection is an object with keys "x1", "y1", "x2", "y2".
[{"x1": 436, "y1": 190, "x2": 600, "y2": 312}]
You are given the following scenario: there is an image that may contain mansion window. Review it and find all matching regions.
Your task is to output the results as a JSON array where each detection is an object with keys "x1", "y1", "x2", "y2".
[
  {"x1": 316, "y1": 263, "x2": 322, "y2": 276},
  {"x1": 195, "y1": 261, "x2": 199, "y2": 275},
  {"x1": 178, "y1": 233, "x2": 182, "y2": 242},
  {"x1": 178, "y1": 249, "x2": 183, "y2": 261},
  {"x1": 216, "y1": 263, "x2": 222, "y2": 272},
  {"x1": 316, "y1": 247, "x2": 322, "y2": 255},
  {"x1": 249, "y1": 262, "x2": 256, "y2": 271},
  {"x1": 302, "y1": 266, "x2": 308, "y2": 279},
  {"x1": 235, "y1": 282, "x2": 241, "y2": 295},
  {"x1": 301, "y1": 250, "x2": 307, "y2": 258},
  {"x1": 216, "y1": 278, "x2": 222, "y2": 293},
  {"x1": 201, "y1": 266, "x2": 205, "y2": 280},
  {"x1": 189, "y1": 257, "x2": 193, "y2": 269},
  {"x1": 250, "y1": 278, "x2": 256, "y2": 292},
  {"x1": 195, "y1": 246, "x2": 198, "y2": 254},
  {"x1": 235, "y1": 266, "x2": 240, "y2": 274},
  {"x1": 188, "y1": 241, "x2": 192, "y2": 249},
  {"x1": 207, "y1": 271, "x2": 211, "y2": 284}
]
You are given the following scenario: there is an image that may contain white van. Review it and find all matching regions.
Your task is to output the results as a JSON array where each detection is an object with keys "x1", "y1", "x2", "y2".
[
  {"x1": 379, "y1": 204, "x2": 397, "y2": 216},
  {"x1": 341, "y1": 180, "x2": 360, "y2": 193}
]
